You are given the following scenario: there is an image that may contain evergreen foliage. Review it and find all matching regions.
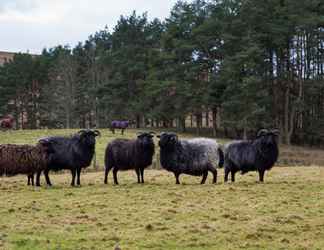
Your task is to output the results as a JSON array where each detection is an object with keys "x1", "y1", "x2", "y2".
[{"x1": 1, "y1": 0, "x2": 323, "y2": 145}]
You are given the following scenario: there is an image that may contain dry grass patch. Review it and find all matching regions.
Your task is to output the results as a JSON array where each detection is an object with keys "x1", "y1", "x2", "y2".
[{"x1": 0, "y1": 167, "x2": 323, "y2": 250}]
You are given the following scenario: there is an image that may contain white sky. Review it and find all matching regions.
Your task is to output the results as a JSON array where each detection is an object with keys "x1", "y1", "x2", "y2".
[{"x1": 0, "y1": 0, "x2": 178, "y2": 54}]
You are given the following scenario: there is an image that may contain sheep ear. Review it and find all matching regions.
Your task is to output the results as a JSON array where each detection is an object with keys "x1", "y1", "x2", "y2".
[
  {"x1": 157, "y1": 135, "x2": 161, "y2": 138},
  {"x1": 257, "y1": 129, "x2": 269, "y2": 137},
  {"x1": 39, "y1": 138, "x2": 50, "y2": 145}
]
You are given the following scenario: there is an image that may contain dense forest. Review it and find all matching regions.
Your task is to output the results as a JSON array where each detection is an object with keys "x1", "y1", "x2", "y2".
[{"x1": 0, "y1": 0, "x2": 324, "y2": 146}]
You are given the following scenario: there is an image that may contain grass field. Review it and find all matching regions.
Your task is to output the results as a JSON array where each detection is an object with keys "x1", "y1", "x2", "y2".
[{"x1": 0, "y1": 129, "x2": 323, "y2": 250}]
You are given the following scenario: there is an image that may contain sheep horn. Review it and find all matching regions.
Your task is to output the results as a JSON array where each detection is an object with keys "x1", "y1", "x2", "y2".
[
  {"x1": 78, "y1": 129, "x2": 87, "y2": 135},
  {"x1": 271, "y1": 129, "x2": 280, "y2": 135},
  {"x1": 257, "y1": 129, "x2": 269, "y2": 137},
  {"x1": 156, "y1": 132, "x2": 166, "y2": 138},
  {"x1": 149, "y1": 131, "x2": 156, "y2": 135},
  {"x1": 93, "y1": 130, "x2": 101, "y2": 137}
]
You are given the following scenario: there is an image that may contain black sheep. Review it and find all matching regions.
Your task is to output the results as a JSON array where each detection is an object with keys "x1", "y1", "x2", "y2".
[
  {"x1": 224, "y1": 129, "x2": 279, "y2": 183},
  {"x1": 104, "y1": 132, "x2": 155, "y2": 185},
  {"x1": 41, "y1": 129, "x2": 100, "y2": 186},
  {"x1": 158, "y1": 132, "x2": 224, "y2": 184}
]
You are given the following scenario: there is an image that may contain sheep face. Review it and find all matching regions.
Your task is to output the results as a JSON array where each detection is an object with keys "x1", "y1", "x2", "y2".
[
  {"x1": 137, "y1": 132, "x2": 154, "y2": 147},
  {"x1": 257, "y1": 129, "x2": 279, "y2": 146},
  {"x1": 78, "y1": 130, "x2": 100, "y2": 147},
  {"x1": 158, "y1": 133, "x2": 178, "y2": 148}
]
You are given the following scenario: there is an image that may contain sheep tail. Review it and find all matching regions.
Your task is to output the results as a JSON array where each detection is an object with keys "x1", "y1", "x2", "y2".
[{"x1": 218, "y1": 148, "x2": 224, "y2": 168}]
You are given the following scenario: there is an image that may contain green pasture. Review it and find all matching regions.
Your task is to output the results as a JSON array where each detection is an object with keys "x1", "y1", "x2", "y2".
[{"x1": 0, "y1": 129, "x2": 323, "y2": 250}]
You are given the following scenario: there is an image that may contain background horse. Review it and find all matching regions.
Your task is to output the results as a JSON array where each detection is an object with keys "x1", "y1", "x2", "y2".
[{"x1": 110, "y1": 120, "x2": 129, "y2": 135}]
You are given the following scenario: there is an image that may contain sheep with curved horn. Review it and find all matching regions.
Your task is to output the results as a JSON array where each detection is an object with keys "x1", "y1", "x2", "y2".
[
  {"x1": 157, "y1": 132, "x2": 224, "y2": 184},
  {"x1": 224, "y1": 128, "x2": 279, "y2": 183},
  {"x1": 104, "y1": 132, "x2": 155, "y2": 185},
  {"x1": 41, "y1": 129, "x2": 100, "y2": 186}
]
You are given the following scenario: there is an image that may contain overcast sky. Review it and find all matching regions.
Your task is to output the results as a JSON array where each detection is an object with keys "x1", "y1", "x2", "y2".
[{"x1": 0, "y1": 0, "x2": 178, "y2": 54}]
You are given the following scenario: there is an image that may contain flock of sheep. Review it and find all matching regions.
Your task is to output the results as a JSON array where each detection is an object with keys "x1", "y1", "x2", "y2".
[{"x1": 0, "y1": 129, "x2": 279, "y2": 186}]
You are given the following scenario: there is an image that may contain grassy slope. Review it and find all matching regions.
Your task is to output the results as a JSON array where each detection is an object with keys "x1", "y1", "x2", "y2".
[{"x1": 0, "y1": 129, "x2": 323, "y2": 250}]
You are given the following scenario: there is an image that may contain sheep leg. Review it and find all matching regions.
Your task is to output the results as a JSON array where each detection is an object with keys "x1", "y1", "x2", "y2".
[
  {"x1": 201, "y1": 171, "x2": 208, "y2": 184},
  {"x1": 113, "y1": 168, "x2": 119, "y2": 185},
  {"x1": 104, "y1": 166, "x2": 112, "y2": 184},
  {"x1": 27, "y1": 175, "x2": 32, "y2": 186},
  {"x1": 71, "y1": 169, "x2": 76, "y2": 186},
  {"x1": 121, "y1": 129, "x2": 124, "y2": 135},
  {"x1": 140, "y1": 167, "x2": 144, "y2": 183},
  {"x1": 76, "y1": 168, "x2": 81, "y2": 186},
  {"x1": 231, "y1": 171, "x2": 236, "y2": 182},
  {"x1": 207, "y1": 164, "x2": 217, "y2": 184},
  {"x1": 135, "y1": 168, "x2": 141, "y2": 183},
  {"x1": 44, "y1": 169, "x2": 52, "y2": 186},
  {"x1": 36, "y1": 171, "x2": 42, "y2": 186},
  {"x1": 224, "y1": 167, "x2": 230, "y2": 183},
  {"x1": 174, "y1": 173, "x2": 180, "y2": 184},
  {"x1": 258, "y1": 169, "x2": 265, "y2": 182},
  {"x1": 31, "y1": 175, "x2": 34, "y2": 186}
]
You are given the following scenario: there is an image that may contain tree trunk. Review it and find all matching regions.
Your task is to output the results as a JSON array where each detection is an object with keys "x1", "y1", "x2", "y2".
[
  {"x1": 196, "y1": 113, "x2": 202, "y2": 135},
  {"x1": 212, "y1": 107, "x2": 218, "y2": 137},
  {"x1": 136, "y1": 115, "x2": 141, "y2": 128},
  {"x1": 284, "y1": 86, "x2": 290, "y2": 145},
  {"x1": 178, "y1": 116, "x2": 186, "y2": 132},
  {"x1": 205, "y1": 110, "x2": 209, "y2": 127},
  {"x1": 284, "y1": 85, "x2": 296, "y2": 145}
]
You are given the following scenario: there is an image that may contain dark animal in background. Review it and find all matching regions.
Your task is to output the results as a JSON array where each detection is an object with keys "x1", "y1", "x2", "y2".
[
  {"x1": 110, "y1": 120, "x2": 129, "y2": 135},
  {"x1": 27, "y1": 174, "x2": 35, "y2": 186},
  {"x1": 41, "y1": 129, "x2": 100, "y2": 186},
  {"x1": 0, "y1": 115, "x2": 14, "y2": 130},
  {"x1": 224, "y1": 129, "x2": 279, "y2": 183},
  {"x1": 104, "y1": 132, "x2": 155, "y2": 185},
  {"x1": 158, "y1": 132, "x2": 224, "y2": 184},
  {"x1": 0, "y1": 141, "x2": 51, "y2": 186}
]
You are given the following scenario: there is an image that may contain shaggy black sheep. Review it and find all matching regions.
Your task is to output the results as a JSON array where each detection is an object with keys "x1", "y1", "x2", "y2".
[
  {"x1": 158, "y1": 132, "x2": 224, "y2": 184},
  {"x1": 224, "y1": 129, "x2": 279, "y2": 183},
  {"x1": 0, "y1": 142, "x2": 50, "y2": 186},
  {"x1": 104, "y1": 132, "x2": 155, "y2": 185},
  {"x1": 41, "y1": 129, "x2": 100, "y2": 186}
]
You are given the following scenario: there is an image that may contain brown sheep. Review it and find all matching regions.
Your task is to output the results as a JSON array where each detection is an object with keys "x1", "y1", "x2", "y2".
[{"x1": 0, "y1": 141, "x2": 50, "y2": 186}]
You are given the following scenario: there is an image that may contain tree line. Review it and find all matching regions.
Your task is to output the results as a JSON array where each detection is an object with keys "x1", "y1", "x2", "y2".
[{"x1": 0, "y1": 0, "x2": 324, "y2": 146}]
